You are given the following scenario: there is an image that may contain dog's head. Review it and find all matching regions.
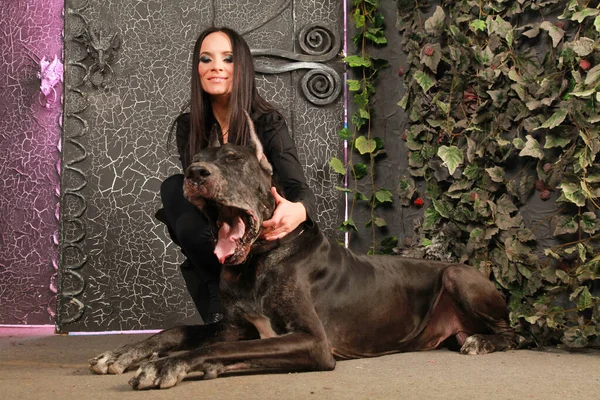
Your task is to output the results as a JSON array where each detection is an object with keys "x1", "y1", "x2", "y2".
[{"x1": 183, "y1": 112, "x2": 276, "y2": 265}]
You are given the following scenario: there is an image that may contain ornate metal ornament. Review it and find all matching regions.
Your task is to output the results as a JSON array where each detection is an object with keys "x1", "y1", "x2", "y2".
[{"x1": 252, "y1": 23, "x2": 342, "y2": 106}]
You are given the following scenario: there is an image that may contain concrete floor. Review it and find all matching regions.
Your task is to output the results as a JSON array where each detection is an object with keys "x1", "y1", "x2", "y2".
[{"x1": 1, "y1": 326, "x2": 599, "y2": 400}]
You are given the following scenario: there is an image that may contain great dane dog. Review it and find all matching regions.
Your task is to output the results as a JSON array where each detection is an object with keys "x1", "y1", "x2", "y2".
[{"x1": 89, "y1": 114, "x2": 516, "y2": 389}]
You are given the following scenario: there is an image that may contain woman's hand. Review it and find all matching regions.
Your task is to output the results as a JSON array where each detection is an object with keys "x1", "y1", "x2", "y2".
[{"x1": 262, "y1": 187, "x2": 307, "y2": 241}]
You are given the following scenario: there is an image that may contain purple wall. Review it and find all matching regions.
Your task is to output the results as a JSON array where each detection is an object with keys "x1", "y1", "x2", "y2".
[{"x1": 0, "y1": 1, "x2": 63, "y2": 325}]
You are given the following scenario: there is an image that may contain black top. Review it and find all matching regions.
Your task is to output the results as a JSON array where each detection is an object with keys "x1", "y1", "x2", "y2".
[{"x1": 175, "y1": 111, "x2": 317, "y2": 224}]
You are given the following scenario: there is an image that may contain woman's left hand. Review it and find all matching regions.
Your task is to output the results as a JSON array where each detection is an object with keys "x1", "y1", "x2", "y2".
[{"x1": 262, "y1": 187, "x2": 307, "y2": 241}]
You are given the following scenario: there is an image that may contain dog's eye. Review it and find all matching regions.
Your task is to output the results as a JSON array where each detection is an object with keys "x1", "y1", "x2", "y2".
[{"x1": 223, "y1": 151, "x2": 240, "y2": 162}]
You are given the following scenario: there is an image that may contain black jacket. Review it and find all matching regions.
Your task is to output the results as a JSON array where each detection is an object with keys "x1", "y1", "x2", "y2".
[{"x1": 174, "y1": 111, "x2": 317, "y2": 225}]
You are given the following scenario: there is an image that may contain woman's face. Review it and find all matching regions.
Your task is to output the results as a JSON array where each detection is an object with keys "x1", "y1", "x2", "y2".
[{"x1": 198, "y1": 31, "x2": 234, "y2": 99}]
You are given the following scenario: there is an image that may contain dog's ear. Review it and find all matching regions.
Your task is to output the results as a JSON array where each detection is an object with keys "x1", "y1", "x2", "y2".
[
  {"x1": 208, "y1": 129, "x2": 221, "y2": 148},
  {"x1": 244, "y1": 110, "x2": 273, "y2": 175}
]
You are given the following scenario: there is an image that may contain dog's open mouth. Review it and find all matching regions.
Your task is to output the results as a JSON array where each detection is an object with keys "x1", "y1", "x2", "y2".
[{"x1": 214, "y1": 204, "x2": 258, "y2": 265}]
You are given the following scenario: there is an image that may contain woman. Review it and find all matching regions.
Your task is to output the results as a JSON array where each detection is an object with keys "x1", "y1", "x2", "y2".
[{"x1": 158, "y1": 27, "x2": 316, "y2": 324}]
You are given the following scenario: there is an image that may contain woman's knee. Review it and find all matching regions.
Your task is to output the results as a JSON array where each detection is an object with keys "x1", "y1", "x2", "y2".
[{"x1": 175, "y1": 213, "x2": 214, "y2": 254}]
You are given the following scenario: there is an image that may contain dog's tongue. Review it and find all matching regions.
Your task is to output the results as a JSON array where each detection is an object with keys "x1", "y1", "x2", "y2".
[{"x1": 215, "y1": 215, "x2": 245, "y2": 264}]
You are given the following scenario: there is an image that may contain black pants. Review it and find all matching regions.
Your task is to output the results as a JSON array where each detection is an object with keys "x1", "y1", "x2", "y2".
[{"x1": 158, "y1": 174, "x2": 222, "y2": 321}]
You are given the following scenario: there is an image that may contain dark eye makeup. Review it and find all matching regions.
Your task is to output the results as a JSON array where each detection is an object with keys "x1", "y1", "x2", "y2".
[{"x1": 199, "y1": 54, "x2": 233, "y2": 63}]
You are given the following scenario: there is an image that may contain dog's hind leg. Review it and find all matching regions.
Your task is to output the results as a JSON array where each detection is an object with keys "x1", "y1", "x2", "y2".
[
  {"x1": 89, "y1": 323, "x2": 221, "y2": 375},
  {"x1": 441, "y1": 265, "x2": 516, "y2": 355}
]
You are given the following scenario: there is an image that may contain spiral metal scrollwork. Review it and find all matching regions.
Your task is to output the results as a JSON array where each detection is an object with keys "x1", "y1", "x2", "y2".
[
  {"x1": 298, "y1": 23, "x2": 336, "y2": 57},
  {"x1": 251, "y1": 23, "x2": 342, "y2": 106},
  {"x1": 301, "y1": 68, "x2": 341, "y2": 106}
]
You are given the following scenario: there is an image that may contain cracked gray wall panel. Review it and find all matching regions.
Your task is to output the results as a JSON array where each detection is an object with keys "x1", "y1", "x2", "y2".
[{"x1": 60, "y1": 0, "x2": 344, "y2": 332}]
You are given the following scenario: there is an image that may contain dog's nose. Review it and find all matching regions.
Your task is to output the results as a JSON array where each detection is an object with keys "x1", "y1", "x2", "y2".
[{"x1": 185, "y1": 164, "x2": 211, "y2": 180}]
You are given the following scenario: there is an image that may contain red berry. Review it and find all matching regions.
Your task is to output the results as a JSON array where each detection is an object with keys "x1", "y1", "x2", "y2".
[
  {"x1": 401, "y1": 132, "x2": 407, "y2": 141},
  {"x1": 469, "y1": 192, "x2": 480, "y2": 202},
  {"x1": 555, "y1": 21, "x2": 565, "y2": 30},
  {"x1": 423, "y1": 46, "x2": 434, "y2": 57},
  {"x1": 535, "y1": 180, "x2": 546, "y2": 191},
  {"x1": 540, "y1": 190, "x2": 551, "y2": 200},
  {"x1": 398, "y1": 66, "x2": 405, "y2": 76},
  {"x1": 463, "y1": 91, "x2": 478, "y2": 102},
  {"x1": 580, "y1": 59, "x2": 591, "y2": 70},
  {"x1": 414, "y1": 197, "x2": 424, "y2": 207}
]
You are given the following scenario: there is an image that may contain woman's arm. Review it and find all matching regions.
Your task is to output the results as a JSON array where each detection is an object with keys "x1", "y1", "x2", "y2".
[{"x1": 257, "y1": 111, "x2": 317, "y2": 239}]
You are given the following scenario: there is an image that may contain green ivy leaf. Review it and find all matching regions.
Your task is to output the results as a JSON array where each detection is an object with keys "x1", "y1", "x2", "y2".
[
  {"x1": 519, "y1": 135, "x2": 544, "y2": 159},
  {"x1": 571, "y1": 8, "x2": 600, "y2": 23},
  {"x1": 469, "y1": 19, "x2": 486, "y2": 33},
  {"x1": 329, "y1": 157, "x2": 346, "y2": 175},
  {"x1": 545, "y1": 133, "x2": 573, "y2": 148},
  {"x1": 584, "y1": 63, "x2": 600, "y2": 86},
  {"x1": 595, "y1": 16, "x2": 600, "y2": 33},
  {"x1": 373, "y1": 217, "x2": 387, "y2": 227},
  {"x1": 347, "y1": 79, "x2": 361, "y2": 91},
  {"x1": 558, "y1": 182, "x2": 587, "y2": 206},
  {"x1": 495, "y1": 213, "x2": 522, "y2": 230},
  {"x1": 581, "y1": 212, "x2": 600, "y2": 234},
  {"x1": 437, "y1": 145, "x2": 464, "y2": 175},
  {"x1": 339, "y1": 218, "x2": 358, "y2": 232},
  {"x1": 359, "y1": 108, "x2": 371, "y2": 120},
  {"x1": 354, "y1": 191, "x2": 368, "y2": 201},
  {"x1": 414, "y1": 70, "x2": 436, "y2": 93},
  {"x1": 470, "y1": 227, "x2": 484, "y2": 239},
  {"x1": 570, "y1": 88, "x2": 596, "y2": 98},
  {"x1": 353, "y1": 91, "x2": 369, "y2": 108},
  {"x1": 487, "y1": 89, "x2": 508, "y2": 107},
  {"x1": 337, "y1": 127, "x2": 353, "y2": 140},
  {"x1": 463, "y1": 164, "x2": 480, "y2": 180},
  {"x1": 352, "y1": 8, "x2": 365, "y2": 28},
  {"x1": 409, "y1": 151, "x2": 425, "y2": 168},
  {"x1": 432, "y1": 199, "x2": 452, "y2": 218},
  {"x1": 536, "y1": 109, "x2": 568, "y2": 130},
  {"x1": 485, "y1": 166, "x2": 505, "y2": 183},
  {"x1": 352, "y1": 163, "x2": 367, "y2": 179},
  {"x1": 423, "y1": 207, "x2": 441, "y2": 230},
  {"x1": 568, "y1": 38, "x2": 595, "y2": 57},
  {"x1": 576, "y1": 286, "x2": 593, "y2": 310},
  {"x1": 420, "y1": 43, "x2": 442, "y2": 74},
  {"x1": 396, "y1": 176, "x2": 416, "y2": 205},
  {"x1": 435, "y1": 99, "x2": 450, "y2": 115},
  {"x1": 355, "y1": 136, "x2": 377, "y2": 154},
  {"x1": 553, "y1": 215, "x2": 579, "y2": 236},
  {"x1": 425, "y1": 6, "x2": 445, "y2": 36},
  {"x1": 375, "y1": 188, "x2": 393, "y2": 204},
  {"x1": 540, "y1": 21, "x2": 565, "y2": 47},
  {"x1": 486, "y1": 15, "x2": 512, "y2": 39},
  {"x1": 513, "y1": 137, "x2": 525, "y2": 150},
  {"x1": 334, "y1": 186, "x2": 351, "y2": 193},
  {"x1": 344, "y1": 55, "x2": 372, "y2": 68}
]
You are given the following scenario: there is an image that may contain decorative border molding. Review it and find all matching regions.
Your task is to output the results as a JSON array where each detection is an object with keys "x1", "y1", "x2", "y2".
[{"x1": 59, "y1": 0, "x2": 121, "y2": 327}]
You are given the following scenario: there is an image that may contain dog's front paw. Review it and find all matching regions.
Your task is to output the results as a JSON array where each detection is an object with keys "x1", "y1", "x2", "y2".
[
  {"x1": 89, "y1": 350, "x2": 128, "y2": 375},
  {"x1": 460, "y1": 334, "x2": 496, "y2": 355},
  {"x1": 129, "y1": 358, "x2": 189, "y2": 390}
]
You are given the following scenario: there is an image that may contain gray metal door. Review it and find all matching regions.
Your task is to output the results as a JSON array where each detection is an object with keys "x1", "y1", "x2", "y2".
[{"x1": 58, "y1": 0, "x2": 344, "y2": 332}]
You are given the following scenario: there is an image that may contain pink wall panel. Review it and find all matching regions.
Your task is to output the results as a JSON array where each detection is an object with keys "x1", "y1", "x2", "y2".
[{"x1": 0, "y1": 0, "x2": 64, "y2": 325}]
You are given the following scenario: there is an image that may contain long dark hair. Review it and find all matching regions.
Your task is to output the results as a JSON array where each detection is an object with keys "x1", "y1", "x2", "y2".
[{"x1": 169, "y1": 27, "x2": 279, "y2": 162}]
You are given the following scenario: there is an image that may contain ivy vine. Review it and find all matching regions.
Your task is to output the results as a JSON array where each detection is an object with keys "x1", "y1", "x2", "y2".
[
  {"x1": 396, "y1": 0, "x2": 600, "y2": 348},
  {"x1": 331, "y1": 0, "x2": 391, "y2": 253}
]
